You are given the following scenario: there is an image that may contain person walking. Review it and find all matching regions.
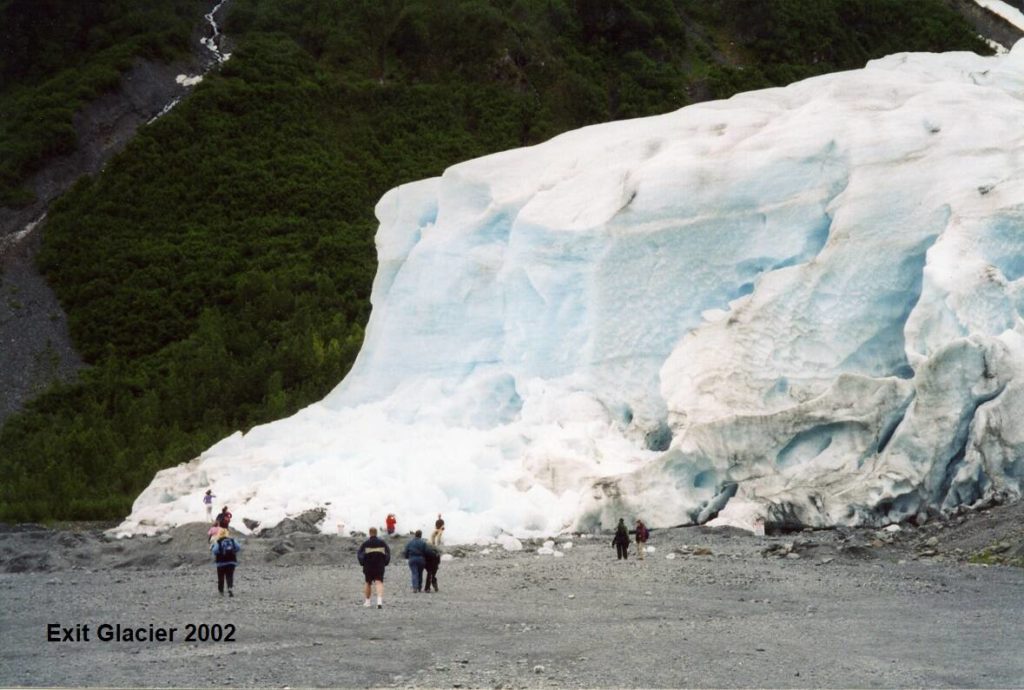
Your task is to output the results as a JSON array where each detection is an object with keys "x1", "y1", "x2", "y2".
[
  {"x1": 357, "y1": 527, "x2": 391, "y2": 609},
  {"x1": 203, "y1": 490, "x2": 215, "y2": 521},
  {"x1": 424, "y1": 542, "x2": 441, "y2": 593},
  {"x1": 635, "y1": 519, "x2": 650, "y2": 560},
  {"x1": 430, "y1": 514, "x2": 445, "y2": 546},
  {"x1": 215, "y1": 506, "x2": 232, "y2": 528},
  {"x1": 385, "y1": 513, "x2": 397, "y2": 536},
  {"x1": 211, "y1": 528, "x2": 241, "y2": 596},
  {"x1": 612, "y1": 518, "x2": 630, "y2": 560},
  {"x1": 402, "y1": 529, "x2": 429, "y2": 592}
]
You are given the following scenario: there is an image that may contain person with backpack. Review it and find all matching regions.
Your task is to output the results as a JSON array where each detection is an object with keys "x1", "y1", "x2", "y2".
[
  {"x1": 612, "y1": 518, "x2": 630, "y2": 560},
  {"x1": 401, "y1": 529, "x2": 430, "y2": 592},
  {"x1": 215, "y1": 506, "x2": 232, "y2": 528},
  {"x1": 385, "y1": 513, "x2": 397, "y2": 536},
  {"x1": 357, "y1": 527, "x2": 391, "y2": 609},
  {"x1": 635, "y1": 519, "x2": 650, "y2": 560},
  {"x1": 210, "y1": 528, "x2": 241, "y2": 596},
  {"x1": 423, "y1": 542, "x2": 441, "y2": 593}
]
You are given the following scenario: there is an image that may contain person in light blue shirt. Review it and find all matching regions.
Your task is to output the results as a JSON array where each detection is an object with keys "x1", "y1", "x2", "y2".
[{"x1": 203, "y1": 490, "x2": 215, "y2": 521}]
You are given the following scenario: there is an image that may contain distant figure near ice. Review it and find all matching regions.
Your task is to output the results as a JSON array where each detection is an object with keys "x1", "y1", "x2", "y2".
[
  {"x1": 612, "y1": 519, "x2": 630, "y2": 560},
  {"x1": 203, "y1": 490, "x2": 215, "y2": 521},
  {"x1": 430, "y1": 514, "x2": 445, "y2": 546},
  {"x1": 215, "y1": 506, "x2": 231, "y2": 529},
  {"x1": 635, "y1": 519, "x2": 650, "y2": 560},
  {"x1": 386, "y1": 513, "x2": 397, "y2": 536}
]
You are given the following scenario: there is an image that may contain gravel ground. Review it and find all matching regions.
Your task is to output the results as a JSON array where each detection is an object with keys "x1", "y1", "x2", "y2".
[{"x1": 1, "y1": 499, "x2": 1023, "y2": 688}]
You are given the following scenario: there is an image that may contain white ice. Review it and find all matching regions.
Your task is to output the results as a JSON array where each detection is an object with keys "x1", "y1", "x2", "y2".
[{"x1": 118, "y1": 41, "x2": 1024, "y2": 541}]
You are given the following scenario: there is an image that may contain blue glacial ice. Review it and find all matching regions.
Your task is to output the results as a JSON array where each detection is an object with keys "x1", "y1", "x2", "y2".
[{"x1": 118, "y1": 42, "x2": 1024, "y2": 541}]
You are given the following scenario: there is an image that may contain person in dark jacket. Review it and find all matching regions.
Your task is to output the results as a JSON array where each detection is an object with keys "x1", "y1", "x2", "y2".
[
  {"x1": 210, "y1": 527, "x2": 241, "y2": 596},
  {"x1": 357, "y1": 527, "x2": 391, "y2": 609},
  {"x1": 612, "y1": 518, "x2": 630, "y2": 560},
  {"x1": 424, "y1": 542, "x2": 441, "y2": 593},
  {"x1": 215, "y1": 506, "x2": 232, "y2": 529},
  {"x1": 401, "y1": 529, "x2": 430, "y2": 592}
]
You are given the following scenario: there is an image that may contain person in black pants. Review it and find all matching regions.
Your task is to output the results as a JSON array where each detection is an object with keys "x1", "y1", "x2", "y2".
[
  {"x1": 357, "y1": 527, "x2": 391, "y2": 609},
  {"x1": 612, "y1": 518, "x2": 630, "y2": 560},
  {"x1": 424, "y1": 543, "x2": 441, "y2": 592},
  {"x1": 211, "y1": 528, "x2": 241, "y2": 596}
]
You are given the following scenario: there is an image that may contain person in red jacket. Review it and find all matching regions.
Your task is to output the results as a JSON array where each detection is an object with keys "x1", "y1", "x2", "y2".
[
  {"x1": 385, "y1": 513, "x2": 397, "y2": 536},
  {"x1": 635, "y1": 519, "x2": 650, "y2": 560}
]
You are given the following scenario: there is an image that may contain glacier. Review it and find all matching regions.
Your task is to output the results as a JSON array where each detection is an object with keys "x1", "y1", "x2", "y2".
[{"x1": 117, "y1": 43, "x2": 1024, "y2": 542}]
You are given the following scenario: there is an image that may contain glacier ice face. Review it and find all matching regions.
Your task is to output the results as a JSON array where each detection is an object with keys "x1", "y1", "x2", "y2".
[{"x1": 118, "y1": 43, "x2": 1024, "y2": 541}]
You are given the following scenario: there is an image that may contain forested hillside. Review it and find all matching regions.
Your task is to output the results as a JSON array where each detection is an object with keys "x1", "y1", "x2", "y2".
[
  {"x1": 0, "y1": 0, "x2": 989, "y2": 521},
  {"x1": 0, "y1": 0, "x2": 200, "y2": 206}
]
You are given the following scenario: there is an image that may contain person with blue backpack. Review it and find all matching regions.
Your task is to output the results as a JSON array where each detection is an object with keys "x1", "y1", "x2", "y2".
[
  {"x1": 401, "y1": 529, "x2": 430, "y2": 592},
  {"x1": 211, "y1": 528, "x2": 241, "y2": 596}
]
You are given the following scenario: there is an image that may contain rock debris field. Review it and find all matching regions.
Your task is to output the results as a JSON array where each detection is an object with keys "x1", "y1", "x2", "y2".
[{"x1": 2, "y1": 500, "x2": 1023, "y2": 688}]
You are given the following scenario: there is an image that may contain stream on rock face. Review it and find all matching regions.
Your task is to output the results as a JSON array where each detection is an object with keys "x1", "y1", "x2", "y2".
[
  {"x1": 0, "y1": 1, "x2": 232, "y2": 426},
  {"x1": 150, "y1": 0, "x2": 232, "y2": 124}
]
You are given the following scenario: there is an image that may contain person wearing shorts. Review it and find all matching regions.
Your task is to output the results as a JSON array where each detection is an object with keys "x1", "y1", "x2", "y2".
[{"x1": 357, "y1": 527, "x2": 391, "y2": 609}]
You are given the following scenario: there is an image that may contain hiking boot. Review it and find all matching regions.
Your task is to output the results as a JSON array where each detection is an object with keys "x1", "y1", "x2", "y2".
[
  {"x1": 363, "y1": 599, "x2": 372, "y2": 607},
  {"x1": 228, "y1": 590, "x2": 233, "y2": 597},
  {"x1": 377, "y1": 604, "x2": 383, "y2": 609}
]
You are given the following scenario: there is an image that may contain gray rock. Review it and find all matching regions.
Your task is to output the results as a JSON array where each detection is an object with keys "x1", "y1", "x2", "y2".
[{"x1": 271, "y1": 541, "x2": 294, "y2": 555}]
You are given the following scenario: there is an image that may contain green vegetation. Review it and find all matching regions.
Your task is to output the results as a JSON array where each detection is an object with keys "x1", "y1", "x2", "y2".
[
  {"x1": 0, "y1": 0, "x2": 989, "y2": 522},
  {"x1": 0, "y1": 0, "x2": 199, "y2": 205},
  {"x1": 968, "y1": 541, "x2": 1024, "y2": 568}
]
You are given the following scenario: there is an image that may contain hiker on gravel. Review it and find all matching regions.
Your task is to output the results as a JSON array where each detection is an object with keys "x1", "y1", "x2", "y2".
[
  {"x1": 386, "y1": 513, "x2": 397, "y2": 536},
  {"x1": 402, "y1": 529, "x2": 430, "y2": 592},
  {"x1": 612, "y1": 518, "x2": 630, "y2": 560},
  {"x1": 424, "y1": 542, "x2": 441, "y2": 593},
  {"x1": 203, "y1": 490, "x2": 215, "y2": 521},
  {"x1": 430, "y1": 513, "x2": 445, "y2": 546},
  {"x1": 635, "y1": 519, "x2": 650, "y2": 560},
  {"x1": 357, "y1": 527, "x2": 391, "y2": 609},
  {"x1": 216, "y1": 506, "x2": 232, "y2": 528},
  {"x1": 211, "y1": 527, "x2": 241, "y2": 597}
]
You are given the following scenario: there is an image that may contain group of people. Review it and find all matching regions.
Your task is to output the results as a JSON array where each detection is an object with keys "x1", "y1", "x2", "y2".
[
  {"x1": 202, "y1": 489, "x2": 447, "y2": 606},
  {"x1": 357, "y1": 518, "x2": 445, "y2": 609},
  {"x1": 612, "y1": 518, "x2": 650, "y2": 560},
  {"x1": 384, "y1": 513, "x2": 446, "y2": 546},
  {"x1": 200, "y1": 492, "x2": 649, "y2": 605}
]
